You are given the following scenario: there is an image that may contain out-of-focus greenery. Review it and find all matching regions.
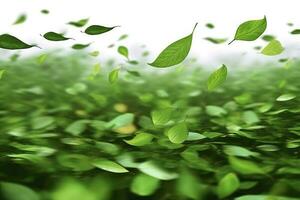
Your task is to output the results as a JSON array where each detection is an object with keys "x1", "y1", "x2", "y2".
[{"x1": 0, "y1": 53, "x2": 299, "y2": 200}]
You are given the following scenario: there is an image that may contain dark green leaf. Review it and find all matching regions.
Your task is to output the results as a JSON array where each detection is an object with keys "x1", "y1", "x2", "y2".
[
  {"x1": 204, "y1": 37, "x2": 227, "y2": 44},
  {"x1": 290, "y1": 29, "x2": 300, "y2": 34},
  {"x1": 0, "y1": 34, "x2": 37, "y2": 50},
  {"x1": 43, "y1": 32, "x2": 72, "y2": 41},
  {"x1": 13, "y1": 14, "x2": 27, "y2": 25},
  {"x1": 84, "y1": 25, "x2": 119, "y2": 35}
]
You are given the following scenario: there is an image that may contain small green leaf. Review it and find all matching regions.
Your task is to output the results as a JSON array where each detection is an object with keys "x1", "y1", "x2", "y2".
[
  {"x1": 37, "y1": 54, "x2": 47, "y2": 64},
  {"x1": 223, "y1": 145, "x2": 259, "y2": 157},
  {"x1": 13, "y1": 14, "x2": 27, "y2": 25},
  {"x1": 92, "y1": 159, "x2": 128, "y2": 173},
  {"x1": 118, "y1": 46, "x2": 129, "y2": 59},
  {"x1": 89, "y1": 50, "x2": 99, "y2": 57},
  {"x1": 68, "y1": 18, "x2": 89, "y2": 27},
  {"x1": 0, "y1": 34, "x2": 37, "y2": 50},
  {"x1": 31, "y1": 116, "x2": 55, "y2": 129},
  {"x1": 148, "y1": 23, "x2": 197, "y2": 68},
  {"x1": 84, "y1": 25, "x2": 119, "y2": 35},
  {"x1": 229, "y1": 16, "x2": 267, "y2": 44},
  {"x1": 217, "y1": 173, "x2": 240, "y2": 198},
  {"x1": 43, "y1": 32, "x2": 71, "y2": 41},
  {"x1": 261, "y1": 34, "x2": 275, "y2": 41},
  {"x1": 207, "y1": 64, "x2": 227, "y2": 91},
  {"x1": 41, "y1": 9, "x2": 49, "y2": 14},
  {"x1": 261, "y1": 40, "x2": 284, "y2": 56},
  {"x1": 71, "y1": 43, "x2": 91, "y2": 50},
  {"x1": 290, "y1": 29, "x2": 300, "y2": 34},
  {"x1": 65, "y1": 120, "x2": 88, "y2": 136},
  {"x1": 205, "y1": 23, "x2": 214, "y2": 29},
  {"x1": 167, "y1": 122, "x2": 188, "y2": 144},
  {"x1": 229, "y1": 156, "x2": 265, "y2": 175},
  {"x1": 138, "y1": 160, "x2": 178, "y2": 180},
  {"x1": 108, "y1": 68, "x2": 120, "y2": 84},
  {"x1": 276, "y1": 94, "x2": 296, "y2": 101},
  {"x1": 0, "y1": 69, "x2": 6, "y2": 80},
  {"x1": 130, "y1": 173, "x2": 160, "y2": 196},
  {"x1": 204, "y1": 37, "x2": 227, "y2": 44},
  {"x1": 127, "y1": 70, "x2": 140, "y2": 77},
  {"x1": 206, "y1": 105, "x2": 227, "y2": 117},
  {"x1": 151, "y1": 108, "x2": 172, "y2": 126},
  {"x1": 108, "y1": 113, "x2": 134, "y2": 129},
  {"x1": 118, "y1": 34, "x2": 128, "y2": 41},
  {"x1": 0, "y1": 182, "x2": 39, "y2": 200},
  {"x1": 124, "y1": 132, "x2": 154, "y2": 146}
]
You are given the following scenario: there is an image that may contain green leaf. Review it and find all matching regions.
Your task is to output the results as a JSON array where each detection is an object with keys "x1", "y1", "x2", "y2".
[
  {"x1": 89, "y1": 50, "x2": 99, "y2": 57},
  {"x1": 261, "y1": 34, "x2": 275, "y2": 41},
  {"x1": 41, "y1": 9, "x2": 49, "y2": 14},
  {"x1": 229, "y1": 156, "x2": 265, "y2": 175},
  {"x1": 84, "y1": 25, "x2": 119, "y2": 35},
  {"x1": 229, "y1": 16, "x2": 267, "y2": 44},
  {"x1": 0, "y1": 182, "x2": 39, "y2": 200},
  {"x1": 31, "y1": 116, "x2": 55, "y2": 129},
  {"x1": 57, "y1": 154, "x2": 94, "y2": 171},
  {"x1": 148, "y1": 23, "x2": 198, "y2": 68},
  {"x1": 65, "y1": 120, "x2": 88, "y2": 135},
  {"x1": 207, "y1": 64, "x2": 227, "y2": 91},
  {"x1": 0, "y1": 34, "x2": 37, "y2": 50},
  {"x1": 118, "y1": 34, "x2": 128, "y2": 41},
  {"x1": 206, "y1": 105, "x2": 227, "y2": 117},
  {"x1": 223, "y1": 145, "x2": 259, "y2": 157},
  {"x1": 217, "y1": 173, "x2": 240, "y2": 198},
  {"x1": 127, "y1": 70, "x2": 140, "y2": 77},
  {"x1": 43, "y1": 32, "x2": 71, "y2": 41},
  {"x1": 37, "y1": 54, "x2": 47, "y2": 64},
  {"x1": 138, "y1": 160, "x2": 178, "y2": 180},
  {"x1": 108, "y1": 68, "x2": 120, "y2": 84},
  {"x1": 204, "y1": 37, "x2": 227, "y2": 44},
  {"x1": 276, "y1": 94, "x2": 296, "y2": 101},
  {"x1": 124, "y1": 132, "x2": 154, "y2": 146},
  {"x1": 130, "y1": 173, "x2": 160, "y2": 196},
  {"x1": 92, "y1": 159, "x2": 128, "y2": 173},
  {"x1": 118, "y1": 46, "x2": 129, "y2": 59},
  {"x1": 167, "y1": 122, "x2": 188, "y2": 144},
  {"x1": 13, "y1": 14, "x2": 27, "y2": 25},
  {"x1": 261, "y1": 40, "x2": 284, "y2": 56},
  {"x1": 108, "y1": 113, "x2": 134, "y2": 129},
  {"x1": 71, "y1": 43, "x2": 91, "y2": 50},
  {"x1": 235, "y1": 195, "x2": 299, "y2": 200},
  {"x1": 290, "y1": 29, "x2": 300, "y2": 34},
  {"x1": 151, "y1": 108, "x2": 172, "y2": 126},
  {"x1": 205, "y1": 23, "x2": 214, "y2": 29},
  {"x1": 0, "y1": 69, "x2": 6, "y2": 80},
  {"x1": 68, "y1": 18, "x2": 89, "y2": 27}
]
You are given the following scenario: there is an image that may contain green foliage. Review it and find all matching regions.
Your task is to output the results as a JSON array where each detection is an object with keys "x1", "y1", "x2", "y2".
[
  {"x1": 68, "y1": 18, "x2": 89, "y2": 27},
  {"x1": 0, "y1": 34, "x2": 36, "y2": 49}
]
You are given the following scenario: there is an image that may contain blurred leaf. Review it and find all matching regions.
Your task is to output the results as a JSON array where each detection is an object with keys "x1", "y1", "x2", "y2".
[
  {"x1": 138, "y1": 160, "x2": 178, "y2": 180},
  {"x1": 108, "y1": 68, "x2": 120, "y2": 84},
  {"x1": 130, "y1": 173, "x2": 160, "y2": 196},
  {"x1": 92, "y1": 159, "x2": 128, "y2": 173},
  {"x1": 72, "y1": 43, "x2": 91, "y2": 50},
  {"x1": 276, "y1": 94, "x2": 296, "y2": 101},
  {"x1": 151, "y1": 108, "x2": 172, "y2": 126},
  {"x1": 204, "y1": 37, "x2": 227, "y2": 44},
  {"x1": 290, "y1": 29, "x2": 300, "y2": 34},
  {"x1": 117, "y1": 46, "x2": 129, "y2": 59},
  {"x1": 124, "y1": 132, "x2": 154, "y2": 146},
  {"x1": 207, "y1": 64, "x2": 227, "y2": 91},
  {"x1": 229, "y1": 156, "x2": 265, "y2": 175},
  {"x1": 261, "y1": 40, "x2": 284, "y2": 56},
  {"x1": 0, "y1": 182, "x2": 39, "y2": 200},
  {"x1": 68, "y1": 18, "x2": 89, "y2": 27},
  {"x1": 206, "y1": 23, "x2": 214, "y2": 29},
  {"x1": 235, "y1": 195, "x2": 299, "y2": 200},
  {"x1": 13, "y1": 14, "x2": 27, "y2": 25},
  {"x1": 217, "y1": 173, "x2": 240, "y2": 198}
]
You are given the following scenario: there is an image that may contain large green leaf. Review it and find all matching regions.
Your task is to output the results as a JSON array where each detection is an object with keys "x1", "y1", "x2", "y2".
[{"x1": 167, "y1": 122, "x2": 188, "y2": 144}]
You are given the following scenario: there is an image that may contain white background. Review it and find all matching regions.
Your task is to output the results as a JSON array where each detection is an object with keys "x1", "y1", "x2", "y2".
[{"x1": 1, "y1": 0, "x2": 299, "y2": 66}]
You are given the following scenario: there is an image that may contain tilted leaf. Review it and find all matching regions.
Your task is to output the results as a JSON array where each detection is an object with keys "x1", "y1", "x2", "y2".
[
  {"x1": 92, "y1": 159, "x2": 128, "y2": 173},
  {"x1": 204, "y1": 37, "x2": 227, "y2": 44},
  {"x1": 167, "y1": 122, "x2": 188, "y2": 144},
  {"x1": 71, "y1": 43, "x2": 91, "y2": 50},
  {"x1": 84, "y1": 25, "x2": 118, "y2": 35},
  {"x1": 68, "y1": 18, "x2": 89, "y2": 27},
  {"x1": 207, "y1": 64, "x2": 227, "y2": 91},
  {"x1": 0, "y1": 34, "x2": 37, "y2": 50},
  {"x1": 148, "y1": 23, "x2": 198, "y2": 68},
  {"x1": 0, "y1": 182, "x2": 39, "y2": 200},
  {"x1": 130, "y1": 173, "x2": 160, "y2": 196},
  {"x1": 261, "y1": 40, "x2": 284, "y2": 56},
  {"x1": 217, "y1": 173, "x2": 240, "y2": 198},
  {"x1": 276, "y1": 94, "x2": 296, "y2": 101},
  {"x1": 43, "y1": 32, "x2": 71, "y2": 41},
  {"x1": 108, "y1": 68, "x2": 120, "y2": 84},
  {"x1": 13, "y1": 14, "x2": 27, "y2": 25},
  {"x1": 118, "y1": 46, "x2": 129, "y2": 59},
  {"x1": 138, "y1": 160, "x2": 178, "y2": 180},
  {"x1": 290, "y1": 29, "x2": 300, "y2": 34},
  {"x1": 124, "y1": 132, "x2": 154, "y2": 146},
  {"x1": 229, "y1": 156, "x2": 265, "y2": 175},
  {"x1": 151, "y1": 108, "x2": 172, "y2": 126}
]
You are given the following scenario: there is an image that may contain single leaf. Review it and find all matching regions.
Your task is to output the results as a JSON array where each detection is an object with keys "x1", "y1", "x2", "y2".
[
  {"x1": 124, "y1": 132, "x2": 154, "y2": 146},
  {"x1": 127, "y1": 70, "x2": 140, "y2": 77},
  {"x1": 205, "y1": 23, "x2": 214, "y2": 29},
  {"x1": 130, "y1": 173, "x2": 160, "y2": 196},
  {"x1": 223, "y1": 145, "x2": 259, "y2": 157},
  {"x1": 229, "y1": 16, "x2": 267, "y2": 44},
  {"x1": 138, "y1": 160, "x2": 178, "y2": 180},
  {"x1": 0, "y1": 34, "x2": 37, "y2": 50},
  {"x1": 68, "y1": 18, "x2": 89, "y2": 27},
  {"x1": 276, "y1": 94, "x2": 296, "y2": 101},
  {"x1": 148, "y1": 23, "x2": 198, "y2": 68},
  {"x1": 290, "y1": 29, "x2": 300, "y2": 34},
  {"x1": 41, "y1": 9, "x2": 49, "y2": 14},
  {"x1": 0, "y1": 69, "x2": 5, "y2": 80},
  {"x1": 151, "y1": 108, "x2": 172, "y2": 126},
  {"x1": 217, "y1": 173, "x2": 240, "y2": 198},
  {"x1": 108, "y1": 68, "x2": 120, "y2": 84},
  {"x1": 84, "y1": 25, "x2": 118, "y2": 35},
  {"x1": 204, "y1": 37, "x2": 227, "y2": 44},
  {"x1": 0, "y1": 182, "x2": 39, "y2": 200},
  {"x1": 89, "y1": 50, "x2": 99, "y2": 57},
  {"x1": 118, "y1": 34, "x2": 128, "y2": 41},
  {"x1": 108, "y1": 113, "x2": 134, "y2": 129},
  {"x1": 206, "y1": 105, "x2": 227, "y2": 117},
  {"x1": 13, "y1": 14, "x2": 27, "y2": 25},
  {"x1": 229, "y1": 156, "x2": 265, "y2": 175},
  {"x1": 261, "y1": 40, "x2": 284, "y2": 56},
  {"x1": 92, "y1": 159, "x2": 128, "y2": 173},
  {"x1": 207, "y1": 64, "x2": 227, "y2": 91},
  {"x1": 43, "y1": 32, "x2": 71, "y2": 41},
  {"x1": 235, "y1": 195, "x2": 299, "y2": 200},
  {"x1": 118, "y1": 46, "x2": 129, "y2": 59},
  {"x1": 261, "y1": 34, "x2": 275, "y2": 41},
  {"x1": 31, "y1": 116, "x2": 55, "y2": 129},
  {"x1": 167, "y1": 122, "x2": 188, "y2": 144},
  {"x1": 37, "y1": 54, "x2": 47, "y2": 64},
  {"x1": 71, "y1": 43, "x2": 91, "y2": 50}
]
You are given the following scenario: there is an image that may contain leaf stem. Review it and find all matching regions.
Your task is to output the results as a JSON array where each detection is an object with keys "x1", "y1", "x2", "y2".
[
  {"x1": 228, "y1": 39, "x2": 235, "y2": 45},
  {"x1": 192, "y1": 22, "x2": 198, "y2": 34}
]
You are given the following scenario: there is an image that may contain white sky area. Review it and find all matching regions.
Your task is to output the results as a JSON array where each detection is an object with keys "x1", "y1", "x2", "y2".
[{"x1": 0, "y1": 0, "x2": 300, "y2": 67}]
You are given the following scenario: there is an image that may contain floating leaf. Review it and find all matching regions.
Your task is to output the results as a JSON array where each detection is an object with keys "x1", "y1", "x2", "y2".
[
  {"x1": 261, "y1": 34, "x2": 275, "y2": 41},
  {"x1": 148, "y1": 23, "x2": 198, "y2": 68},
  {"x1": 0, "y1": 182, "x2": 39, "y2": 200},
  {"x1": 290, "y1": 29, "x2": 300, "y2": 34},
  {"x1": 217, "y1": 173, "x2": 240, "y2": 198},
  {"x1": 118, "y1": 46, "x2": 129, "y2": 59},
  {"x1": 130, "y1": 173, "x2": 160, "y2": 196},
  {"x1": 124, "y1": 132, "x2": 154, "y2": 146},
  {"x1": 108, "y1": 68, "x2": 120, "y2": 84},
  {"x1": 37, "y1": 54, "x2": 47, "y2": 64},
  {"x1": 118, "y1": 34, "x2": 128, "y2": 41},
  {"x1": 41, "y1": 9, "x2": 49, "y2": 14},
  {"x1": 92, "y1": 159, "x2": 128, "y2": 173},
  {"x1": 207, "y1": 64, "x2": 227, "y2": 91},
  {"x1": 138, "y1": 160, "x2": 178, "y2": 180},
  {"x1": 205, "y1": 23, "x2": 214, "y2": 29},
  {"x1": 13, "y1": 14, "x2": 27, "y2": 25},
  {"x1": 43, "y1": 32, "x2": 71, "y2": 41},
  {"x1": 0, "y1": 34, "x2": 37, "y2": 50},
  {"x1": 204, "y1": 37, "x2": 227, "y2": 44},
  {"x1": 108, "y1": 113, "x2": 134, "y2": 129},
  {"x1": 127, "y1": 70, "x2": 140, "y2": 77},
  {"x1": 89, "y1": 50, "x2": 99, "y2": 57},
  {"x1": 68, "y1": 18, "x2": 89, "y2": 27},
  {"x1": 229, "y1": 16, "x2": 267, "y2": 44},
  {"x1": 261, "y1": 40, "x2": 284, "y2": 56},
  {"x1": 84, "y1": 25, "x2": 118, "y2": 35},
  {"x1": 151, "y1": 108, "x2": 172, "y2": 126},
  {"x1": 71, "y1": 43, "x2": 91, "y2": 50},
  {"x1": 167, "y1": 122, "x2": 188, "y2": 144},
  {"x1": 276, "y1": 94, "x2": 296, "y2": 101}
]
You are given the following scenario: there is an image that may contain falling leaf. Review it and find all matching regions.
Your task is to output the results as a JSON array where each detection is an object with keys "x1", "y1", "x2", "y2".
[
  {"x1": 118, "y1": 34, "x2": 128, "y2": 41},
  {"x1": 118, "y1": 46, "x2": 129, "y2": 59},
  {"x1": 204, "y1": 37, "x2": 227, "y2": 44},
  {"x1": 0, "y1": 34, "x2": 37, "y2": 50},
  {"x1": 0, "y1": 182, "x2": 39, "y2": 200},
  {"x1": 217, "y1": 173, "x2": 240, "y2": 198},
  {"x1": 261, "y1": 34, "x2": 275, "y2": 41},
  {"x1": 108, "y1": 68, "x2": 120, "y2": 84},
  {"x1": 229, "y1": 16, "x2": 267, "y2": 44},
  {"x1": 84, "y1": 25, "x2": 119, "y2": 35},
  {"x1": 290, "y1": 29, "x2": 300, "y2": 34},
  {"x1": 37, "y1": 54, "x2": 47, "y2": 64},
  {"x1": 207, "y1": 64, "x2": 227, "y2": 91},
  {"x1": 167, "y1": 122, "x2": 188, "y2": 144},
  {"x1": 148, "y1": 23, "x2": 198, "y2": 68},
  {"x1": 43, "y1": 32, "x2": 72, "y2": 41},
  {"x1": 261, "y1": 40, "x2": 284, "y2": 56},
  {"x1": 13, "y1": 14, "x2": 27, "y2": 25},
  {"x1": 229, "y1": 156, "x2": 265, "y2": 175},
  {"x1": 41, "y1": 9, "x2": 49, "y2": 14},
  {"x1": 68, "y1": 18, "x2": 89, "y2": 27},
  {"x1": 205, "y1": 23, "x2": 214, "y2": 29},
  {"x1": 71, "y1": 43, "x2": 91, "y2": 50},
  {"x1": 0, "y1": 69, "x2": 5, "y2": 80},
  {"x1": 89, "y1": 50, "x2": 99, "y2": 57}
]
